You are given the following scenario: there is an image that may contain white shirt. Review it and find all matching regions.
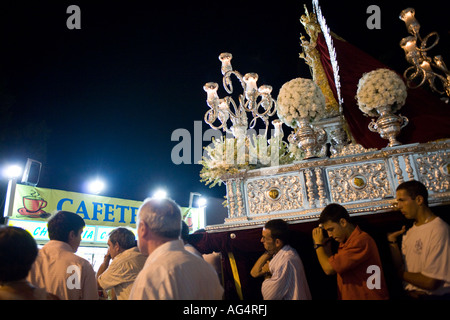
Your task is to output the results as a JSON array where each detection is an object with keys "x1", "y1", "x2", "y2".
[
  {"x1": 261, "y1": 245, "x2": 312, "y2": 300},
  {"x1": 129, "y1": 239, "x2": 223, "y2": 300},
  {"x1": 402, "y1": 217, "x2": 450, "y2": 295},
  {"x1": 97, "y1": 247, "x2": 148, "y2": 300},
  {"x1": 184, "y1": 243, "x2": 203, "y2": 258},
  {"x1": 27, "y1": 240, "x2": 98, "y2": 300}
]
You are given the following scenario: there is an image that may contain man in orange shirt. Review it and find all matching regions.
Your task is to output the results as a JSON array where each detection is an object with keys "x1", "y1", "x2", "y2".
[{"x1": 312, "y1": 203, "x2": 389, "y2": 300}]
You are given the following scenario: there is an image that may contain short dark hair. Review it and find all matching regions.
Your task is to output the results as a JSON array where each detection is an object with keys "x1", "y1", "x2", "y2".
[
  {"x1": 396, "y1": 180, "x2": 429, "y2": 206},
  {"x1": 318, "y1": 203, "x2": 352, "y2": 224},
  {"x1": 109, "y1": 227, "x2": 136, "y2": 250},
  {"x1": 264, "y1": 219, "x2": 290, "y2": 245},
  {"x1": 0, "y1": 226, "x2": 38, "y2": 282},
  {"x1": 181, "y1": 220, "x2": 190, "y2": 242},
  {"x1": 48, "y1": 211, "x2": 85, "y2": 242}
]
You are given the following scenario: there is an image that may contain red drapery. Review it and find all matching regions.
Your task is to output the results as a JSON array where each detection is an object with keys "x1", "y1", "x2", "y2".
[{"x1": 316, "y1": 33, "x2": 450, "y2": 149}]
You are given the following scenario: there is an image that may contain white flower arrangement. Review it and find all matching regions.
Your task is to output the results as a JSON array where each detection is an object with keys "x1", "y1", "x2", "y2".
[
  {"x1": 199, "y1": 136, "x2": 248, "y2": 188},
  {"x1": 356, "y1": 68, "x2": 407, "y2": 117},
  {"x1": 199, "y1": 134, "x2": 293, "y2": 187},
  {"x1": 276, "y1": 77, "x2": 327, "y2": 128}
]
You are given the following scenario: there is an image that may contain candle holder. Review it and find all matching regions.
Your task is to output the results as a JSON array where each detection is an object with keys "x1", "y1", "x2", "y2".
[
  {"x1": 399, "y1": 8, "x2": 449, "y2": 101},
  {"x1": 203, "y1": 53, "x2": 277, "y2": 139}
]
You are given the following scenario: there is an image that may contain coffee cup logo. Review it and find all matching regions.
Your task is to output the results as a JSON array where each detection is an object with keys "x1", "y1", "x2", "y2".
[
  {"x1": 23, "y1": 196, "x2": 47, "y2": 213},
  {"x1": 18, "y1": 191, "x2": 50, "y2": 218}
]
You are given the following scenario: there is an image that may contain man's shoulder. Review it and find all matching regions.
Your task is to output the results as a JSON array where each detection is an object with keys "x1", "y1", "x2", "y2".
[
  {"x1": 352, "y1": 226, "x2": 376, "y2": 243},
  {"x1": 432, "y1": 217, "x2": 450, "y2": 231}
]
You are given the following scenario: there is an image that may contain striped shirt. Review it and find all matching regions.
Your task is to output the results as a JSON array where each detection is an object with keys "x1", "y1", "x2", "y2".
[
  {"x1": 129, "y1": 239, "x2": 223, "y2": 300},
  {"x1": 261, "y1": 245, "x2": 312, "y2": 300},
  {"x1": 97, "y1": 247, "x2": 148, "y2": 300}
]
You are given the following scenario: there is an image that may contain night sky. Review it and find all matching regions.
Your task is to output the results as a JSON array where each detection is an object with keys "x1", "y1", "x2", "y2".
[{"x1": 0, "y1": 0, "x2": 447, "y2": 208}]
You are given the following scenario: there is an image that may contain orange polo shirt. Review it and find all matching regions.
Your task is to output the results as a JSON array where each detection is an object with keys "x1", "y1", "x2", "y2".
[{"x1": 328, "y1": 226, "x2": 389, "y2": 300}]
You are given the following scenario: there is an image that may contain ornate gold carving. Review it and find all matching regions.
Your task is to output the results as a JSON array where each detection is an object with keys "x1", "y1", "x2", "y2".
[
  {"x1": 327, "y1": 161, "x2": 393, "y2": 204},
  {"x1": 314, "y1": 167, "x2": 327, "y2": 207},
  {"x1": 246, "y1": 174, "x2": 305, "y2": 215},
  {"x1": 216, "y1": 140, "x2": 450, "y2": 230},
  {"x1": 392, "y1": 156, "x2": 404, "y2": 184},
  {"x1": 415, "y1": 151, "x2": 450, "y2": 193},
  {"x1": 300, "y1": 6, "x2": 340, "y2": 118}
]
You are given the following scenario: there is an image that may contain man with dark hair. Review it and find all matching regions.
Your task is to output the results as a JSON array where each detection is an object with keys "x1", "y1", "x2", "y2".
[
  {"x1": 0, "y1": 226, "x2": 58, "y2": 300},
  {"x1": 251, "y1": 219, "x2": 311, "y2": 300},
  {"x1": 27, "y1": 211, "x2": 98, "y2": 300},
  {"x1": 47, "y1": 210, "x2": 86, "y2": 243},
  {"x1": 388, "y1": 180, "x2": 450, "y2": 299},
  {"x1": 312, "y1": 203, "x2": 389, "y2": 300},
  {"x1": 97, "y1": 227, "x2": 147, "y2": 300}
]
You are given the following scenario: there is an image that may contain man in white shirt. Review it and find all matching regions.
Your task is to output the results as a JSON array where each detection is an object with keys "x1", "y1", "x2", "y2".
[
  {"x1": 388, "y1": 180, "x2": 450, "y2": 299},
  {"x1": 97, "y1": 227, "x2": 147, "y2": 300},
  {"x1": 28, "y1": 211, "x2": 98, "y2": 300},
  {"x1": 250, "y1": 219, "x2": 311, "y2": 300},
  {"x1": 129, "y1": 198, "x2": 223, "y2": 300}
]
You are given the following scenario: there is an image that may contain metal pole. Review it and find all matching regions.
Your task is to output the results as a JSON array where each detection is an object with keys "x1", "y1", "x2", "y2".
[{"x1": 3, "y1": 178, "x2": 17, "y2": 224}]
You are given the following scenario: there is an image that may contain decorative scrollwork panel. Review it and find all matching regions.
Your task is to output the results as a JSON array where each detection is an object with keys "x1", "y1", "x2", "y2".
[
  {"x1": 326, "y1": 161, "x2": 394, "y2": 204},
  {"x1": 415, "y1": 151, "x2": 450, "y2": 194},
  {"x1": 246, "y1": 174, "x2": 306, "y2": 215}
]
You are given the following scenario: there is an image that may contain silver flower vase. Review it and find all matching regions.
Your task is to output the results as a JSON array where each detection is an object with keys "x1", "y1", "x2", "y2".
[
  {"x1": 288, "y1": 117, "x2": 327, "y2": 159},
  {"x1": 368, "y1": 105, "x2": 409, "y2": 147}
]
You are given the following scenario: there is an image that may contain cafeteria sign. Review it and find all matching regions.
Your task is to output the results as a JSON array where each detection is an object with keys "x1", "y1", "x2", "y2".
[{"x1": 12, "y1": 185, "x2": 143, "y2": 227}]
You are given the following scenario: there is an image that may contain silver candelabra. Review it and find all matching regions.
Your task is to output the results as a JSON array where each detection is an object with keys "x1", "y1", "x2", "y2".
[
  {"x1": 399, "y1": 8, "x2": 449, "y2": 101},
  {"x1": 203, "y1": 53, "x2": 277, "y2": 138}
]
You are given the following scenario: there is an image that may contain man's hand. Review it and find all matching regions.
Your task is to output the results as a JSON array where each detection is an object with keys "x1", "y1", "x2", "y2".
[
  {"x1": 312, "y1": 226, "x2": 325, "y2": 245},
  {"x1": 387, "y1": 225, "x2": 406, "y2": 242},
  {"x1": 250, "y1": 252, "x2": 272, "y2": 278}
]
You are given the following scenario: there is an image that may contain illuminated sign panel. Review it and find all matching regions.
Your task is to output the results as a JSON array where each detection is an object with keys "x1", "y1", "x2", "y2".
[{"x1": 7, "y1": 219, "x2": 136, "y2": 244}]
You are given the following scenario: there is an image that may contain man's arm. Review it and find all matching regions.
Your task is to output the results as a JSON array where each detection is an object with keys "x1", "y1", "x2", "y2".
[
  {"x1": 312, "y1": 227, "x2": 335, "y2": 276},
  {"x1": 96, "y1": 252, "x2": 111, "y2": 289},
  {"x1": 387, "y1": 226, "x2": 406, "y2": 274},
  {"x1": 402, "y1": 272, "x2": 444, "y2": 291},
  {"x1": 250, "y1": 252, "x2": 271, "y2": 278},
  {"x1": 314, "y1": 244, "x2": 335, "y2": 275},
  {"x1": 387, "y1": 226, "x2": 443, "y2": 291}
]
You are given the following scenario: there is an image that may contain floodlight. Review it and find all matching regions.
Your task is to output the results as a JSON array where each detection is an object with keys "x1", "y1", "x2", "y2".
[
  {"x1": 153, "y1": 189, "x2": 168, "y2": 199},
  {"x1": 197, "y1": 197, "x2": 207, "y2": 207},
  {"x1": 87, "y1": 178, "x2": 106, "y2": 195},
  {"x1": 3, "y1": 165, "x2": 23, "y2": 179}
]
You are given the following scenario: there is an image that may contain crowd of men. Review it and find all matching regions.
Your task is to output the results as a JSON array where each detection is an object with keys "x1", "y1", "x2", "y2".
[{"x1": 0, "y1": 180, "x2": 449, "y2": 300}]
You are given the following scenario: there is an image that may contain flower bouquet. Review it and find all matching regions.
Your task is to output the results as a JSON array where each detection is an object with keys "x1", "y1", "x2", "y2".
[
  {"x1": 356, "y1": 68, "x2": 409, "y2": 147},
  {"x1": 276, "y1": 77, "x2": 327, "y2": 127},
  {"x1": 356, "y1": 68, "x2": 407, "y2": 117}
]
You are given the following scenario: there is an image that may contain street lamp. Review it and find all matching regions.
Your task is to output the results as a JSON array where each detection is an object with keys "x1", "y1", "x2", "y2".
[
  {"x1": 2, "y1": 165, "x2": 22, "y2": 180},
  {"x1": 197, "y1": 197, "x2": 207, "y2": 208},
  {"x1": 153, "y1": 189, "x2": 168, "y2": 200},
  {"x1": 86, "y1": 178, "x2": 106, "y2": 195},
  {"x1": 188, "y1": 192, "x2": 207, "y2": 232},
  {"x1": 2, "y1": 164, "x2": 23, "y2": 222}
]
